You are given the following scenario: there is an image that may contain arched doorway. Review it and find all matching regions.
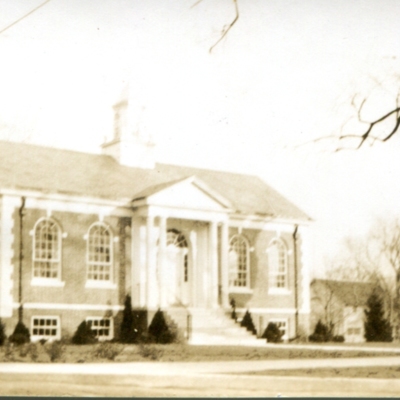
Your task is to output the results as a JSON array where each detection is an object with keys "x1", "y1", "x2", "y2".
[{"x1": 165, "y1": 229, "x2": 190, "y2": 306}]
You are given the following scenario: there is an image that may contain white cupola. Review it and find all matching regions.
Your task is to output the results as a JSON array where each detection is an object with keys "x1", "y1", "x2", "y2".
[{"x1": 101, "y1": 84, "x2": 155, "y2": 169}]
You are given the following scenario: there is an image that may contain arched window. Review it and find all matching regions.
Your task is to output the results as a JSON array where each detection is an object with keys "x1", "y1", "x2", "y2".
[
  {"x1": 87, "y1": 223, "x2": 113, "y2": 281},
  {"x1": 268, "y1": 238, "x2": 288, "y2": 289},
  {"x1": 166, "y1": 229, "x2": 189, "y2": 282},
  {"x1": 229, "y1": 235, "x2": 250, "y2": 288},
  {"x1": 33, "y1": 218, "x2": 61, "y2": 279}
]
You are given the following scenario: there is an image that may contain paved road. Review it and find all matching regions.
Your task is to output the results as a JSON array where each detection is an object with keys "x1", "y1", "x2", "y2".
[{"x1": 1, "y1": 356, "x2": 400, "y2": 396}]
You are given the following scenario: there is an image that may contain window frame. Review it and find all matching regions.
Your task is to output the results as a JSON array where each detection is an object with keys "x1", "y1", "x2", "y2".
[
  {"x1": 228, "y1": 234, "x2": 251, "y2": 291},
  {"x1": 32, "y1": 217, "x2": 62, "y2": 283},
  {"x1": 86, "y1": 316, "x2": 114, "y2": 341},
  {"x1": 31, "y1": 315, "x2": 61, "y2": 342},
  {"x1": 267, "y1": 238, "x2": 289, "y2": 292},
  {"x1": 86, "y1": 222, "x2": 114, "y2": 284}
]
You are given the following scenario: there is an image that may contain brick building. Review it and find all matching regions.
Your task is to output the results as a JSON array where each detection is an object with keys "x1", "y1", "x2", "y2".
[{"x1": 0, "y1": 94, "x2": 313, "y2": 342}]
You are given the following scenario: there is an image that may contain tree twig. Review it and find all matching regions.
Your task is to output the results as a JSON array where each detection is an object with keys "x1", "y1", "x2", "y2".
[
  {"x1": 0, "y1": 0, "x2": 51, "y2": 36},
  {"x1": 209, "y1": 0, "x2": 239, "y2": 53}
]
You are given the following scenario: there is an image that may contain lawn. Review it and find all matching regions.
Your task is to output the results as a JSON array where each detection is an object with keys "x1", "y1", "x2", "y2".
[
  {"x1": 245, "y1": 366, "x2": 400, "y2": 379},
  {"x1": 0, "y1": 342, "x2": 399, "y2": 363}
]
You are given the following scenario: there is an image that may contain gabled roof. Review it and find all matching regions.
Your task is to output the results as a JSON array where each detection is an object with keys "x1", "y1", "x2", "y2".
[
  {"x1": 0, "y1": 140, "x2": 311, "y2": 221},
  {"x1": 312, "y1": 279, "x2": 376, "y2": 307}
]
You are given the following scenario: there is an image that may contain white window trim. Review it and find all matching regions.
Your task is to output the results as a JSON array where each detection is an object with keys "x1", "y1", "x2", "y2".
[
  {"x1": 228, "y1": 234, "x2": 251, "y2": 290},
  {"x1": 31, "y1": 278, "x2": 65, "y2": 287},
  {"x1": 267, "y1": 238, "x2": 288, "y2": 291},
  {"x1": 86, "y1": 316, "x2": 114, "y2": 341},
  {"x1": 30, "y1": 315, "x2": 61, "y2": 342},
  {"x1": 229, "y1": 287, "x2": 254, "y2": 294},
  {"x1": 268, "y1": 318, "x2": 289, "y2": 341},
  {"x1": 85, "y1": 280, "x2": 117, "y2": 289},
  {"x1": 86, "y1": 222, "x2": 114, "y2": 284},
  {"x1": 268, "y1": 287, "x2": 291, "y2": 295},
  {"x1": 32, "y1": 217, "x2": 63, "y2": 282}
]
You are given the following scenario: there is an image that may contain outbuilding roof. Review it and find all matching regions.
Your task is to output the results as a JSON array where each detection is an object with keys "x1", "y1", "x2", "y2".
[
  {"x1": 312, "y1": 279, "x2": 376, "y2": 307},
  {"x1": 0, "y1": 140, "x2": 310, "y2": 221}
]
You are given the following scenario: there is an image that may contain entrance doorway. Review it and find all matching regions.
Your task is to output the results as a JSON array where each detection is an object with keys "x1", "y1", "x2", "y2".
[{"x1": 165, "y1": 229, "x2": 190, "y2": 306}]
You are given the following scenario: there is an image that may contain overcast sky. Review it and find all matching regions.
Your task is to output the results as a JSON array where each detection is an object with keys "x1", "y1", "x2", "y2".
[{"x1": 1, "y1": 0, "x2": 400, "y2": 277}]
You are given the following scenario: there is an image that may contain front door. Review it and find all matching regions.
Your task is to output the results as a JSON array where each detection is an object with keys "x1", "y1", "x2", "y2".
[{"x1": 165, "y1": 230, "x2": 190, "y2": 306}]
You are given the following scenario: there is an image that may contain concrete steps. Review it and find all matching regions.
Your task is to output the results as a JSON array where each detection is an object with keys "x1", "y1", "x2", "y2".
[{"x1": 165, "y1": 307, "x2": 265, "y2": 346}]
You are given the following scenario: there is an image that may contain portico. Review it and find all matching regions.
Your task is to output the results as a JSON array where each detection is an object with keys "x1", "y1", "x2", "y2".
[{"x1": 130, "y1": 176, "x2": 232, "y2": 310}]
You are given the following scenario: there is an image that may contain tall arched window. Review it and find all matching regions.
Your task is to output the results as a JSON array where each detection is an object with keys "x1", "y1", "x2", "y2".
[
  {"x1": 33, "y1": 218, "x2": 61, "y2": 279},
  {"x1": 87, "y1": 223, "x2": 113, "y2": 281},
  {"x1": 268, "y1": 238, "x2": 288, "y2": 289},
  {"x1": 229, "y1": 235, "x2": 250, "y2": 288},
  {"x1": 166, "y1": 229, "x2": 189, "y2": 282}
]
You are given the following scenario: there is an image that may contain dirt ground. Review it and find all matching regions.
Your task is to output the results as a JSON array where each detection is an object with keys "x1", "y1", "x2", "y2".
[{"x1": 1, "y1": 372, "x2": 400, "y2": 397}]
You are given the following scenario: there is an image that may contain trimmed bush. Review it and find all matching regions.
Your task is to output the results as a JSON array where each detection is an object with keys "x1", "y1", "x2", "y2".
[
  {"x1": 364, "y1": 291, "x2": 393, "y2": 342},
  {"x1": 119, "y1": 295, "x2": 147, "y2": 343},
  {"x1": 240, "y1": 310, "x2": 257, "y2": 335},
  {"x1": 332, "y1": 335, "x2": 345, "y2": 343},
  {"x1": 148, "y1": 309, "x2": 178, "y2": 344},
  {"x1": 308, "y1": 333, "x2": 325, "y2": 343},
  {"x1": 120, "y1": 295, "x2": 135, "y2": 343},
  {"x1": 0, "y1": 319, "x2": 6, "y2": 346},
  {"x1": 72, "y1": 321, "x2": 97, "y2": 345},
  {"x1": 9, "y1": 321, "x2": 30, "y2": 345},
  {"x1": 262, "y1": 322, "x2": 283, "y2": 343},
  {"x1": 308, "y1": 320, "x2": 332, "y2": 342}
]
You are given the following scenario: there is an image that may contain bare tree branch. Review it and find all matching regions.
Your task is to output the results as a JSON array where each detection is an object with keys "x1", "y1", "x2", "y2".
[
  {"x1": 0, "y1": 0, "x2": 51, "y2": 36},
  {"x1": 310, "y1": 89, "x2": 400, "y2": 151},
  {"x1": 209, "y1": 0, "x2": 239, "y2": 53}
]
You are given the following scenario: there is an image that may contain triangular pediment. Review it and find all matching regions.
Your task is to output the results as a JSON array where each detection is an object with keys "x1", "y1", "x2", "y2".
[{"x1": 132, "y1": 176, "x2": 232, "y2": 212}]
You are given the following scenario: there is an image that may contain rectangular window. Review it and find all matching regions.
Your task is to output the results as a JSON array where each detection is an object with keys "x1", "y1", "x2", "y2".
[
  {"x1": 347, "y1": 327, "x2": 361, "y2": 335},
  {"x1": 86, "y1": 317, "x2": 113, "y2": 340},
  {"x1": 31, "y1": 316, "x2": 60, "y2": 340}
]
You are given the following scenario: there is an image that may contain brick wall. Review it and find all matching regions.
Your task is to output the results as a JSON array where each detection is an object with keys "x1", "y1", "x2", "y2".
[{"x1": 7, "y1": 207, "x2": 132, "y2": 337}]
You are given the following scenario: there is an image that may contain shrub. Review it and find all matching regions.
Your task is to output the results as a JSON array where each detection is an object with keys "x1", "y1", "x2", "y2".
[
  {"x1": 262, "y1": 322, "x2": 283, "y2": 343},
  {"x1": 0, "y1": 319, "x2": 6, "y2": 346},
  {"x1": 240, "y1": 310, "x2": 257, "y2": 335},
  {"x1": 148, "y1": 309, "x2": 178, "y2": 344},
  {"x1": 72, "y1": 321, "x2": 97, "y2": 345},
  {"x1": 45, "y1": 341, "x2": 64, "y2": 362},
  {"x1": 120, "y1": 295, "x2": 135, "y2": 343},
  {"x1": 120, "y1": 296, "x2": 148, "y2": 344},
  {"x1": 138, "y1": 343, "x2": 164, "y2": 360},
  {"x1": 308, "y1": 320, "x2": 332, "y2": 342},
  {"x1": 364, "y1": 291, "x2": 393, "y2": 342},
  {"x1": 332, "y1": 335, "x2": 345, "y2": 343},
  {"x1": 9, "y1": 321, "x2": 30, "y2": 345},
  {"x1": 308, "y1": 333, "x2": 326, "y2": 343},
  {"x1": 230, "y1": 298, "x2": 237, "y2": 321},
  {"x1": 93, "y1": 342, "x2": 121, "y2": 360}
]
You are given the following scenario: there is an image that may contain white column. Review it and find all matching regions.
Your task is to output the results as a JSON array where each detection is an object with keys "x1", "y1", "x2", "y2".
[
  {"x1": 130, "y1": 217, "x2": 141, "y2": 307},
  {"x1": 158, "y1": 216, "x2": 167, "y2": 308},
  {"x1": 146, "y1": 215, "x2": 156, "y2": 309},
  {"x1": 190, "y1": 229, "x2": 197, "y2": 307},
  {"x1": 209, "y1": 221, "x2": 219, "y2": 308},
  {"x1": 220, "y1": 221, "x2": 230, "y2": 308}
]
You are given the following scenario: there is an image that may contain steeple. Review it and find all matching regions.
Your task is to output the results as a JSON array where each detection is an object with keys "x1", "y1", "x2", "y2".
[{"x1": 101, "y1": 84, "x2": 155, "y2": 169}]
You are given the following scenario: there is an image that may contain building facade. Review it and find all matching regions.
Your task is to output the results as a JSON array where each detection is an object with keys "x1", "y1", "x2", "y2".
[{"x1": 0, "y1": 95, "x2": 312, "y2": 342}]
